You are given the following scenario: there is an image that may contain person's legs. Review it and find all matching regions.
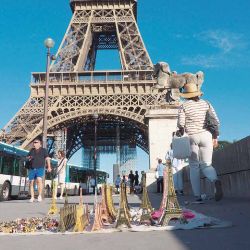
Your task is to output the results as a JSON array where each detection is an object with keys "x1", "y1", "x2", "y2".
[
  {"x1": 176, "y1": 169, "x2": 184, "y2": 192},
  {"x1": 199, "y1": 131, "x2": 223, "y2": 201},
  {"x1": 60, "y1": 183, "x2": 64, "y2": 199},
  {"x1": 37, "y1": 178, "x2": 43, "y2": 201},
  {"x1": 36, "y1": 168, "x2": 45, "y2": 201},
  {"x1": 199, "y1": 131, "x2": 218, "y2": 181},
  {"x1": 29, "y1": 180, "x2": 35, "y2": 201},
  {"x1": 157, "y1": 179, "x2": 160, "y2": 193},
  {"x1": 159, "y1": 177, "x2": 163, "y2": 193},
  {"x1": 189, "y1": 134, "x2": 202, "y2": 198},
  {"x1": 28, "y1": 169, "x2": 36, "y2": 202}
]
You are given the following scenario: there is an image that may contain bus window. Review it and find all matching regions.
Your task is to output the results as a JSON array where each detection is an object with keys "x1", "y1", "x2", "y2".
[
  {"x1": 0, "y1": 155, "x2": 15, "y2": 175},
  {"x1": 13, "y1": 158, "x2": 19, "y2": 176},
  {"x1": 19, "y1": 160, "x2": 27, "y2": 177}
]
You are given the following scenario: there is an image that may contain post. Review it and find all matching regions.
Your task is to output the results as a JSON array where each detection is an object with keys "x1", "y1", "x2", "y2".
[
  {"x1": 94, "y1": 116, "x2": 98, "y2": 193},
  {"x1": 42, "y1": 48, "x2": 51, "y2": 148}
]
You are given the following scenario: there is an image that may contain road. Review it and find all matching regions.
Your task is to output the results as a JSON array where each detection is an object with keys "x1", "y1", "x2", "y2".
[{"x1": 0, "y1": 193, "x2": 249, "y2": 250}]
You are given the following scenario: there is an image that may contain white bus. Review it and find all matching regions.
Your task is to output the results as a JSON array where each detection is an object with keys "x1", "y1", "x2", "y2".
[{"x1": 0, "y1": 142, "x2": 80, "y2": 201}]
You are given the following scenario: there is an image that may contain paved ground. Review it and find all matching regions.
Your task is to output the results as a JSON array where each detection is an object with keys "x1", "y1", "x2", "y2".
[{"x1": 0, "y1": 193, "x2": 250, "y2": 250}]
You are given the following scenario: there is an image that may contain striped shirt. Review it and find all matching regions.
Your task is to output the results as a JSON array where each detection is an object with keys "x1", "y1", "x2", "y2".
[{"x1": 177, "y1": 99, "x2": 220, "y2": 135}]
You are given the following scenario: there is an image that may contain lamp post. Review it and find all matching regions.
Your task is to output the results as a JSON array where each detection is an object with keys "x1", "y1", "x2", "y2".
[
  {"x1": 93, "y1": 113, "x2": 98, "y2": 196},
  {"x1": 42, "y1": 38, "x2": 55, "y2": 149}
]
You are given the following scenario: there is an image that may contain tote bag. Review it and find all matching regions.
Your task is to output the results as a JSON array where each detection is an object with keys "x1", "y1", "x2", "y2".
[{"x1": 172, "y1": 133, "x2": 191, "y2": 159}]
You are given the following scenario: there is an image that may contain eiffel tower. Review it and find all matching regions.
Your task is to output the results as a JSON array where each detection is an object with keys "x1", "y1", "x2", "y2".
[{"x1": 0, "y1": 0, "x2": 180, "y2": 169}]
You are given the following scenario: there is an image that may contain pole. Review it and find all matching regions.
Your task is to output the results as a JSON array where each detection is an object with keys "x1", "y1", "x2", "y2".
[
  {"x1": 94, "y1": 118, "x2": 97, "y2": 193},
  {"x1": 42, "y1": 48, "x2": 50, "y2": 148},
  {"x1": 42, "y1": 48, "x2": 50, "y2": 199}
]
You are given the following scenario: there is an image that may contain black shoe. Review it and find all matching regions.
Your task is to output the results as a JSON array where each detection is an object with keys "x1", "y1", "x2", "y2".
[
  {"x1": 215, "y1": 180, "x2": 223, "y2": 201},
  {"x1": 195, "y1": 196, "x2": 202, "y2": 202}
]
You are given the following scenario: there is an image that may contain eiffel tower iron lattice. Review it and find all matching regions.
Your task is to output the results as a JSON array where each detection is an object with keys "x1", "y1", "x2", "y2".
[{"x1": 0, "y1": 0, "x2": 178, "y2": 160}]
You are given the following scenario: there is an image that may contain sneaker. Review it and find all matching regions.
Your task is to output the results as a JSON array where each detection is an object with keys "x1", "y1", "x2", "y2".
[
  {"x1": 53, "y1": 196, "x2": 57, "y2": 200},
  {"x1": 59, "y1": 196, "x2": 63, "y2": 200},
  {"x1": 29, "y1": 197, "x2": 34, "y2": 203},
  {"x1": 37, "y1": 195, "x2": 42, "y2": 202},
  {"x1": 215, "y1": 180, "x2": 223, "y2": 201}
]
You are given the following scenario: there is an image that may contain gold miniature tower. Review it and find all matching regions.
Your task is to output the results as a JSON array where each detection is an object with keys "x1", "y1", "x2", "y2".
[
  {"x1": 106, "y1": 185, "x2": 117, "y2": 220},
  {"x1": 140, "y1": 173, "x2": 153, "y2": 223},
  {"x1": 115, "y1": 182, "x2": 131, "y2": 228},
  {"x1": 48, "y1": 180, "x2": 58, "y2": 215},
  {"x1": 159, "y1": 164, "x2": 182, "y2": 226}
]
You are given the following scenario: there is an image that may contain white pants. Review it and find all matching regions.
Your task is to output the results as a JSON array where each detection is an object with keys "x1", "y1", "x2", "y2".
[
  {"x1": 189, "y1": 131, "x2": 218, "y2": 196},
  {"x1": 173, "y1": 168, "x2": 183, "y2": 191}
]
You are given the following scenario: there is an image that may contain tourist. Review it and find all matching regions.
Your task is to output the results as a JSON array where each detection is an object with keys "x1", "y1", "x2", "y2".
[
  {"x1": 134, "y1": 171, "x2": 140, "y2": 193},
  {"x1": 54, "y1": 150, "x2": 67, "y2": 200},
  {"x1": 166, "y1": 144, "x2": 185, "y2": 195},
  {"x1": 115, "y1": 174, "x2": 121, "y2": 194},
  {"x1": 128, "y1": 170, "x2": 135, "y2": 194},
  {"x1": 27, "y1": 137, "x2": 51, "y2": 202},
  {"x1": 89, "y1": 177, "x2": 96, "y2": 194},
  {"x1": 156, "y1": 159, "x2": 165, "y2": 193},
  {"x1": 177, "y1": 83, "x2": 223, "y2": 201}
]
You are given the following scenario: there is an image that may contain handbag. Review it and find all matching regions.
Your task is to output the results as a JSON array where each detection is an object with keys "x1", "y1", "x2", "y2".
[
  {"x1": 172, "y1": 133, "x2": 191, "y2": 159},
  {"x1": 205, "y1": 101, "x2": 219, "y2": 138},
  {"x1": 24, "y1": 159, "x2": 32, "y2": 169},
  {"x1": 155, "y1": 171, "x2": 159, "y2": 179}
]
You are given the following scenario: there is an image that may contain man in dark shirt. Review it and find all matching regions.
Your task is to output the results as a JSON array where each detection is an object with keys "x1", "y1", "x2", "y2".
[
  {"x1": 128, "y1": 170, "x2": 135, "y2": 194},
  {"x1": 27, "y1": 137, "x2": 51, "y2": 202}
]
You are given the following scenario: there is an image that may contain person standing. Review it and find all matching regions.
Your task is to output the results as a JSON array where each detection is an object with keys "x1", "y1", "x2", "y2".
[
  {"x1": 128, "y1": 170, "x2": 135, "y2": 194},
  {"x1": 115, "y1": 174, "x2": 121, "y2": 194},
  {"x1": 54, "y1": 150, "x2": 67, "y2": 200},
  {"x1": 89, "y1": 177, "x2": 96, "y2": 195},
  {"x1": 177, "y1": 83, "x2": 223, "y2": 201},
  {"x1": 27, "y1": 137, "x2": 51, "y2": 202},
  {"x1": 156, "y1": 159, "x2": 165, "y2": 193},
  {"x1": 166, "y1": 144, "x2": 185, "y2": 195}
]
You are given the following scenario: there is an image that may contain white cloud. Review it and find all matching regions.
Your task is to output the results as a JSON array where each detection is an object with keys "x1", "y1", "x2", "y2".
[
  {"x1": 180, "y1": 30, "x2": 250, "y2": 68},
  {"x1": 194, "y1": 30, "x2": 247, "y2": 53}
]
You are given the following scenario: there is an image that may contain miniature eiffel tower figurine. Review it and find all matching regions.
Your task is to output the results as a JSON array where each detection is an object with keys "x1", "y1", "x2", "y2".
[
  {"x1": 140, "y1": 173, "x2": 153, "y2": 224},
  {"x1": 159, "y1": 163, "x2": 182, "y2": 226},
  {"x1": 48, "y1": 180, "x2": 58, "y2": 215},
  {"x1": 115, "y1": 183, "x2": 131, "y2": 228},
  {"x1": 64, "y1": 187, "x2": 69, "y2": 207},
  {"x1": 106, "y1": 185, "x2": 117, "y2": 220}
]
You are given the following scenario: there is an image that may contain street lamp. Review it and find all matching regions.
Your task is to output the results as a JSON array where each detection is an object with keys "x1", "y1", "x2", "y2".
[
  {"x1": 42, "y1": 38, "x2": 55, "y2": 149},
  {"x1": 93, "y1": 113, "x2": 98, "y2": 196}
]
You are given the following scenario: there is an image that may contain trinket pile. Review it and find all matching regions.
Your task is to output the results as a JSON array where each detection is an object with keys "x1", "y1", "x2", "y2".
[{"x1": 0, "y1": 217, "x2": 59, "y2": 234}]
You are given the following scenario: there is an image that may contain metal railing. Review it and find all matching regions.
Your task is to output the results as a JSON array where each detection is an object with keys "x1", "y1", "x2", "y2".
[{"x1": 31, "y1": 70, "x2": 155, "y2": 85}]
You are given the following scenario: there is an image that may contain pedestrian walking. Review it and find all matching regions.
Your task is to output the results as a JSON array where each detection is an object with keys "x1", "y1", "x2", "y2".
[
  {"x1": 27, "y1": 137, "x2": 51, "y2": 202},
  {"x1": 156, "y1": 159, "x2": 165, "y2": 193},
  {"x1": 54, "y1": 150, "x2": 67, "y2": 200},
  {"x1": 177, "y1": 83, "x2": 223, "y2": 201}
]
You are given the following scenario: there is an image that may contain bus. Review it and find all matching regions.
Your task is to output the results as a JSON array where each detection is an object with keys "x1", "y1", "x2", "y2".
[
  {"x1": 67, "y1": 165, "x2": 108, "y2": 194},
  {"x1": 0, "y1": 142, "x2": 108, "y2": 200}
]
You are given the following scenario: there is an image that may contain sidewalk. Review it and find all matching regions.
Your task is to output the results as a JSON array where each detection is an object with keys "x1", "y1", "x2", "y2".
[{"x1": 0, "y1": 194, "x2": 249, "y2": 250}]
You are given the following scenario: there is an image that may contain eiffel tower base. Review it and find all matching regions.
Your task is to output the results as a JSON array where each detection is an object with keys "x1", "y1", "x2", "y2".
[{"x1": 159, "y1": 211, "x2": 183, "y2": 226}]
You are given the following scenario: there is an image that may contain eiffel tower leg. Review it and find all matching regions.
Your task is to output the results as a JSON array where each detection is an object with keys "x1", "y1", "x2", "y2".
[
  {"x1": 51, "y1": 9, "x2": 93, "y2": 72},
  {"x1": 114, "y1": 9, "x2": 153, "y2": 70}
]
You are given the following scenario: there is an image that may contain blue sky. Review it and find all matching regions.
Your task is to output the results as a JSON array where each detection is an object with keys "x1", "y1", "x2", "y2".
[{"x1": 0, "y1": 0, "x2": 250, "y2": 178}]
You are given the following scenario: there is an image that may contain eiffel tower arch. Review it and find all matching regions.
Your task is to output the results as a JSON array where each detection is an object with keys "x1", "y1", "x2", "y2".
[{"x1": 0, "y1": 0, "x2": 179, "y2": 173}]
